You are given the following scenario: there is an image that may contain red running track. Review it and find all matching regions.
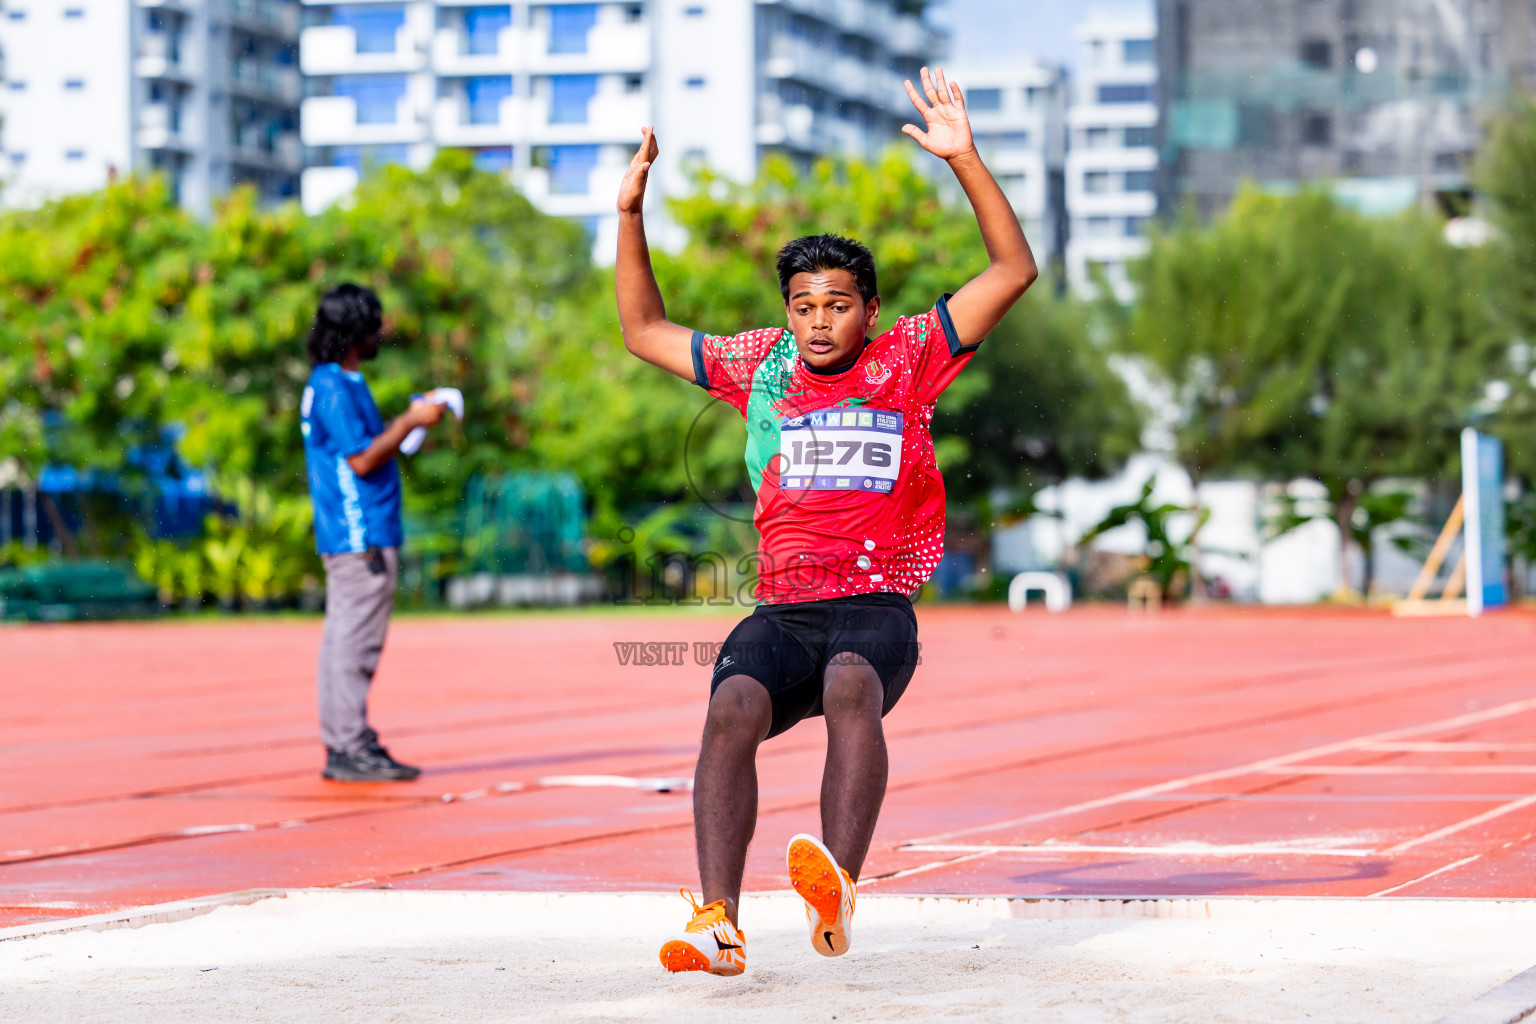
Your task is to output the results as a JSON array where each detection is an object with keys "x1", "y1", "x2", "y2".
[{"x1": 2, "y1": 605, "x2": 1534, "y2": 927}]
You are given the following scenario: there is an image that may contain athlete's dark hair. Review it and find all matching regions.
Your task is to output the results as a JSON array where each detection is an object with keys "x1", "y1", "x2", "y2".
[
  {"x1": 775, "y1": 234, "x2": 878, "y2": 305},
  {"x1": 306, "y1": 283, "x2": 383, "y2": 366}
]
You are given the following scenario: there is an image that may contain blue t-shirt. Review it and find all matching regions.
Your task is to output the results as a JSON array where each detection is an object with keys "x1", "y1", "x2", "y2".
[{"x1": 300, "y1": 363, "x2": 404, "y2": 554}]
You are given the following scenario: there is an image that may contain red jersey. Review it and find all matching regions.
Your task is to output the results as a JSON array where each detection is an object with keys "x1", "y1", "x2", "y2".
[{"x1": 691, "y1": 296, "x2": 977, "y2": 605}]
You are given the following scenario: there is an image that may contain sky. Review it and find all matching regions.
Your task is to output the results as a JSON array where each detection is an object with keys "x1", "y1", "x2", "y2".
[{"x1": 925, "y1": 0, "x2": 1153, "y2": 71}]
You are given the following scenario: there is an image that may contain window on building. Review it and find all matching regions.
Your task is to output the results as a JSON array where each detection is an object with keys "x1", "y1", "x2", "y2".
[
  {"x1": 1124, "y1": 216, "x2": 1147, "y2": 237},
  {"x1": 64, "y1": 7, "x2": 84, "y2": 18},
  {"x1": 548, "y1": 4, "x2": 598, "y2": 54},
  {"x1": 684, "y1": 4, "x2": 704, "y2": 15},
  {"x1": 1085, "y1": 126, "x2": 1110, "y2": 148},
  {"x1": 1301, "y1": 111, "x2": 1332, "y2": 145},
  {"x1": 8, "y1": 80, "x2": 25, "y2": 91},
  {"x1": 968, "y1": 88, "x2": 1002, "y2": 113},
  {"x1": 1084, "y1": 171, "x2": 1111, "y2": 193},
  {"x1": 64, "y1": 78, "x2": 85, "y2": 90},
  {"x1": 624, "y1": 73, "x2": 643, "y2": 93},
  {"x1": 332, "y1": 5, "x2": 405, "y2": 54},
  {"x1": 977, "y1": 130, "x2": 1029, "y2": 151},
  {"x1": 332, "y1": 144, "x2": 410, "y2": 169},
  {"x1": 465, "y1": 75, "x2": 512, "y2": 124},
  {"x1": 998, "y1": 172, "x2": 1026, "y2": 192},
  {"x1": 1123, "y1": 38, "x2": 1153, "y2": 63},
  {"x1": 543, "y1": 143, "x2": 600, "y2": 194},
  {"x1": 1124, "y1": 170, "x2": 1155, "y2": 192},
  {"x1": 1086, "y1": 216, "x2": 1114, "y2": 237},
  {"x1": 473, "y1": 146, "x2": 514, "y2": 172},
  {"x1": 685, "y1": 76, "x2": 705, "y2": 88},
  {"x1": 65, "y1": 149, "x2": 85, "y2": 160},
  {"x1": 464, "y1": 6, "x2": 510, "y2": 55},
  {"x1": 7, "y1": 9, "x2": 25, "y2": 20},
  {"x1": 1098, "y1": 83, "x2": 1150, "y2": 104},
  {"x1": 1300, "y1": 39, "x2": 1332, "y2": 70},
  {"x1": 1124, "y1": 125, "x2": 1154, "y2": 147},
  {"x1": 333, "y1": 75, "x2": 408, "y2": 124},
  {"x1": 549, "y1": 74, "x2": 599, "y2": 123},
  {"x1": 10, "y1": 152, "x2": 26, "y2": 163}
]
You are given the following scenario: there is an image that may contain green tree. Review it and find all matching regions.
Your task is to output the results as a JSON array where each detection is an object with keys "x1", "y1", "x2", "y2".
[
  {"x1": 1124, "y1": 187, "x2": 1496, "y2": 595},
  {"x1": 0, "y1": 153, "x2": 592, "y2": 597},
  {"x1": 1475, "y1": 94, "x2": 1536, "y2": 483},
  {"x1": 0, "y1": 177, "x2": 205, "y2": 551}
]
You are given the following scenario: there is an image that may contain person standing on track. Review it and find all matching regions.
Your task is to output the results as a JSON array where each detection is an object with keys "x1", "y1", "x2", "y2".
[
  {"x1": 614, "y1": 67, "x2": 1038, "y2": 975},
  {"x1": 300, "y1": 283, "x2": 446, "y2": 783}
]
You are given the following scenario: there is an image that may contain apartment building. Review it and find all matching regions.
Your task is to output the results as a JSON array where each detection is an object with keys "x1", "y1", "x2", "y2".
[
  {"x1": 1157, "y1": 0, "x2": 1536, "y2": 218},
  {"x1": 1063, "y1": 15, "x2": 1158, "y2": 300},
  {"x1": 297, "y1": 0, "x2": 944, "y2": 248},
  {"x1": 947, "y1": 60, "x2": 1067, "y2": 268},
  {"x1": 0, "y1": 0, "x2": 303, "y2": 214}
]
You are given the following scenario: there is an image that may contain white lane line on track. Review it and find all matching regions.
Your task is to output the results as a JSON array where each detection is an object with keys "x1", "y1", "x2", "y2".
[
  {"x1": 1383, "y1": 794, "x2": 1536, "y2": 856},
  {"x1": 1125, "y1": 793, "x2": 1534, "y2": 803},
  {"x1": 902, "y1": 842, "x2": 1376, "y2": 858},
  {"x1": 1369, "y1": 853, "x2": 1489, "y2": 897},
  {"x1": 1263, "y1": 766, "x2": 1536, "y2": 775},
  {"x1": 860, "y1": 849, "x2": 1002, "y2": 888},
  {"x1": 904, "y1": 696, "x2": 1536, "y2": 846},
  {"x1": 1357, "y1": 742, "x2": 1536, "y2": 753}
]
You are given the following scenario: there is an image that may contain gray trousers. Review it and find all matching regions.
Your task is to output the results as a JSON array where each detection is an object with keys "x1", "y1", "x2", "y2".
[{"x1": 318, "y1": 547, "x2": 399, "y2": 754}]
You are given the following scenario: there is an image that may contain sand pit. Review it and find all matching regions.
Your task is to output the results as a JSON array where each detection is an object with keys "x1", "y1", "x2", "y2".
[{"x1": 1, "y1": 891, "x2": 1534, "y2": 1023}]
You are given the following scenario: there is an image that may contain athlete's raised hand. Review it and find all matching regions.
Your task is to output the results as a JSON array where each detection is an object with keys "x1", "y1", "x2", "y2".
[
  {"x1": 617, "y1": 126, "x2": 659, "y2": 215},
  {"x1": 902, "y1": 67, "x2": 975, "y2": 162}
]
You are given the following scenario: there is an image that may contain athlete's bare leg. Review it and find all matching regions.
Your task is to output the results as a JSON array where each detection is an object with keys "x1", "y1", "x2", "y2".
[
  {"x1": 819, "y1": 653, "x2": 888, "y2": 880},
  {"x1": 694, "y1": 674, "x2": 772, "y2": 925}
]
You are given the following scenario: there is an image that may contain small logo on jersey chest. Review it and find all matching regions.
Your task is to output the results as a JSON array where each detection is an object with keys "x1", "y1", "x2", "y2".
[{"x1": 863, "y1": 358, "x2": 891, "y2": 386}]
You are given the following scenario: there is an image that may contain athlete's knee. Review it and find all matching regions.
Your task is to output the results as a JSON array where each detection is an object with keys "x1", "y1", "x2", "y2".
[
  {"x1": 822, "y1": 655, "x2": 883, "y2": 718},
  {"x1": 704, "y1": 674, "x2": 772, "y2": 741}
]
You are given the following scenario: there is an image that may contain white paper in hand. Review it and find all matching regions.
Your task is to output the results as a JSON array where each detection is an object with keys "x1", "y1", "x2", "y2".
[{"x1": 400, "y1": 387, "x2": 465, "y2": 456}]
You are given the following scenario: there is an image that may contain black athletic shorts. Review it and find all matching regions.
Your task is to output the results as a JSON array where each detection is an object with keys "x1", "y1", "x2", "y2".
[{"x1": 710, "y1": 593, "x2": 920, "y2": 740}]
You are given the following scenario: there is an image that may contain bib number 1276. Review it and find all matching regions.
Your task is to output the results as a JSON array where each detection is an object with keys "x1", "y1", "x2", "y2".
[{"x1": 778, "y1": 407, "x2": 903, "y2": 494}]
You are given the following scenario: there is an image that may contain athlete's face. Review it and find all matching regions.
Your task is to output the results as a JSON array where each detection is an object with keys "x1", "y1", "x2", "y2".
[{"x1": 784, "y1": 270, "x2": 880, "y2": 370}]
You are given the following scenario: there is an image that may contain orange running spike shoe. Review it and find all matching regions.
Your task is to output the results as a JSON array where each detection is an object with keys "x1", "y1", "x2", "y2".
[
  {"x1": 658, "y1": 889, "x2": 746, "y2": 977},
  {"x1": 787, "y1": 833, "x2": 856, "y2": 957}
]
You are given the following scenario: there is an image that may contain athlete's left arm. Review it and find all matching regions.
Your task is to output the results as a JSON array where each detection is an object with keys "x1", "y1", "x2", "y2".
[{"x1": 902, "y1": 67, "x2": 1038, "y2": 346}]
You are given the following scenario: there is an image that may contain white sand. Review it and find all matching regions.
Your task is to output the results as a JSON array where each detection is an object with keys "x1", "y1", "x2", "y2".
[{"x1": 2, "y1": 891, "x2": 1534, "y2": 1024}]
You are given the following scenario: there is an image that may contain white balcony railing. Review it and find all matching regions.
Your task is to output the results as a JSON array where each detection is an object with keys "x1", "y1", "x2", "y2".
[
  {"x1": 300, "y1": 24, "x2": 425, "y2": 75},
  {"x1": 518, "y1": 164, "x2": 624, "y2": 214},
  {"x1": 300, "y1": 95, "x2": 427, "y2": 145},
  {"x1": 524, "y1": 21, "x2": 649, "y2": 73},
  {"x1": 432, "y1": 25, "x2": 523, "y2": 73},
  {"x1": 432, "y1": 95, "x2": 522, "y2": 144}
]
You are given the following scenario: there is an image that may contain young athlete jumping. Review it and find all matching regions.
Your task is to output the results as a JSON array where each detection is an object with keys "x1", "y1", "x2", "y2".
[{"x1": 614, "y1": 67, "x2": 1037, "y2": 975}]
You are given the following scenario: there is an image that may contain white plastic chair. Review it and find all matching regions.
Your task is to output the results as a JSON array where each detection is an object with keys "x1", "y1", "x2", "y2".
[{"x1": 1008, "y1": 571, "x2": 1072, "y2": 613}]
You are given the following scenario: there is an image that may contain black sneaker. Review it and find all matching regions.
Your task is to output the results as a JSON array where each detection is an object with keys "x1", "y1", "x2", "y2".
[{"x1": 323, "y1": 732, "x2": 421, "y2": 782}]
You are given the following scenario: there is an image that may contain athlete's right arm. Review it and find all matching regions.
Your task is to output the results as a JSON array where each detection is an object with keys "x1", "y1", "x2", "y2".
[{"x1": 615, "y1": 127, "x2": 697, "y2": 383}]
